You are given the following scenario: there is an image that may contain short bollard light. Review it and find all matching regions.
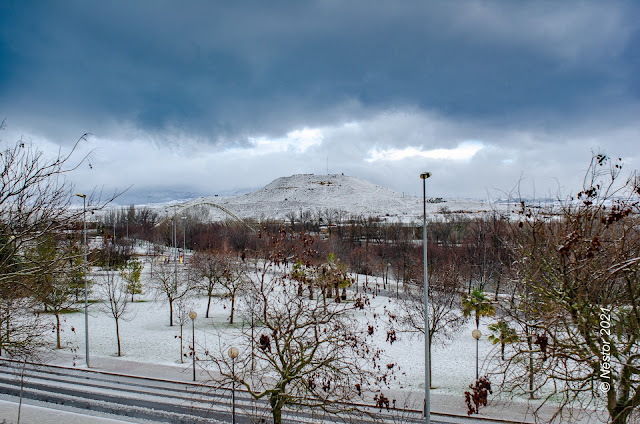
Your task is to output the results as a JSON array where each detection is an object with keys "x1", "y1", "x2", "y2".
[{"x1": 472, "y1": 329, "x2": 482, "y2": 381}]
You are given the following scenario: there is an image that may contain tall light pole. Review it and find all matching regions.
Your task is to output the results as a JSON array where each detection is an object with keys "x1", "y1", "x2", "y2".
[
  {"x1": 420, "y1": 171, "x2": 432, "y2": 423},
  {"x1": 228, "y1": 346, "x2": 239, "y2": 424},
  {"x1": 390, "y1": 262, "x2": 397, "y2": 299},
  {"x1": 189, "y1": 310, "x2": 197, "y2": 381},
  {"x1": 182, "y1": 216, "x2": 186, "y2": 263},
  {"x1": 76, "y1": 193, "x2": 89, "y2": 368},
  {"x1": 171, "y1": 206, "x2": 178, "y2": 295}
]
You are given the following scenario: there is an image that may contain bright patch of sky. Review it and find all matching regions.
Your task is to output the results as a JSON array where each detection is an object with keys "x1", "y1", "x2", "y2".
[
  {"x1": 366, "y1": 141, "x2": 485, "y2": 162},
  {"x1": 245, "y1": 128, "x2": 323, "y2": 155}
]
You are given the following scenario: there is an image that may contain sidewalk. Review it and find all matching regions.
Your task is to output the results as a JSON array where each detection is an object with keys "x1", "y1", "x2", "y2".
[
  {"x1": 8, "y1": 351, "x2": 608, "y2": 424},
  {"x1": 0, "y1": 399, "x2": 133, "y2": 424}
]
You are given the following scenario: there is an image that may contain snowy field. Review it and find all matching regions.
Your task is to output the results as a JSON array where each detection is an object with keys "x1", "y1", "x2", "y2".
[
  {"x1": 42, "y1": 263, "x2": 495, "y2": 400},
  {"x1": 23, "y1": 257, "x2": 614, "y2": 424}
]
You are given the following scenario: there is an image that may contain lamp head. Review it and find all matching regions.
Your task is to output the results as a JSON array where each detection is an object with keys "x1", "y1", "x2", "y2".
[
  {"x1": 189, "y1": 310, "x2": 198, "y2": 320},
  {"x1": 75, "y1": 193, "x2": 86, "y2": 198},
  {"x1": 420, "y1": 172, "x2": 432, "y2": 180},
  {"x1": 228, "y1": 346, "x2": 239, "y2": 359}
]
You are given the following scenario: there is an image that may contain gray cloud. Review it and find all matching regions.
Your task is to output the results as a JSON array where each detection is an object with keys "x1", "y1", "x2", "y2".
[{"x1": 1, "y1": 1, "x2": 638, "y2": 202}]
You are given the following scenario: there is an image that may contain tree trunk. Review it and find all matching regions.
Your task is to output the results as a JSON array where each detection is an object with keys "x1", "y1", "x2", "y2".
[
  {"x1": 270, "y1": 392, "x2": 285, "y2": 424},
  {"x1": 55, "y1": 313, "x2": 61, "y2": 349},
  {"x1": 115, "y1": 317, "x2": 122, "y2": 356},
  {"x1": 610, "y1": 404, "x2": 632, "y2": 424},
  {"x1": 230, "y1": 295, "x2": 235, "y2": 324},
  {"x1": 608, "y1": 364, "x2": 634, "y2": 424},
  {"x1": 2, "y1": 306, "x2": 9, "y2": 355},
  {"x1": 169, "y1": 299, "x2": 174, "y2": 326},
  {"x1": 527, "y1": 330, "x2": 535, "y2": 399},
  {"x1": 206, "y1": 292, "x2": 212, "y2": 318}
]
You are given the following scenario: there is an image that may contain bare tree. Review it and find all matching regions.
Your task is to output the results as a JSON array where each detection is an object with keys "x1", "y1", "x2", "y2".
[
  {"x1": 191, "y1": 251, "x2": 223, "y2": 318},
  {"x1": 0, "y1": 120, "x2": 118, "y2": 357},
  {"x1": 216, "y1": 256, "x2": 249, "y2": 325},
  {"x1": 174, "y1": 297, "x2": 195, "y2": 363},
  {"x1": 495, "y1": 154, "x2": 640, "y2": 424},
  {"x1": 149, "y1": 262, "x2": 195, "y2": 326},
  {"x1": 391, "y1": 262, "x2": 468, "y2": 387},
  {"x1": 1, "y1": 125, "x2": 94, "y2": 292},
  {"x1": 97, "y1": 267, "x2": 131, "y2": 357},
  {"x1": 0, "y1": 297, "x2": 47, "y2": 358},
  {"x1": 207, "y1": 230, "x2": 392, "y2": 424}
]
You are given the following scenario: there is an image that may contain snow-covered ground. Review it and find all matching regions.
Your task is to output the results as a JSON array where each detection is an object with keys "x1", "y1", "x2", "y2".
[
  {"x1": 19, "y1": 257, "x2": 609, "y2": 423},
  {"x1": 0, "y1": 398, "x2": 135, "y2": 424},
  {"x1": 44, "y1": 266, "x2": 495, "y2": 398}
]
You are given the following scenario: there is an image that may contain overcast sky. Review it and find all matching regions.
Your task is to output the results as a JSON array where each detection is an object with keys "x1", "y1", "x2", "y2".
[{"x1": 1, "y1": 1, "x2": 639, "y2": 203}]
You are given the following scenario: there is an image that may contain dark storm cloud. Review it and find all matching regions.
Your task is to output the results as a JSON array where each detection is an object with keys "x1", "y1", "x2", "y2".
[
  {"x1": 2, "y1": 0, "x2": 638, "y2": 144},
  {"x1": 1, "y1": 1, "x2": 639, "y2": 201}
]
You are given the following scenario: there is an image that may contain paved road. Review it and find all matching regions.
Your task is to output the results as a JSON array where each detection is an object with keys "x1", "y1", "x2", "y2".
[{"x1": 0, "y1": 358, "x2": 523, "y2": 423}]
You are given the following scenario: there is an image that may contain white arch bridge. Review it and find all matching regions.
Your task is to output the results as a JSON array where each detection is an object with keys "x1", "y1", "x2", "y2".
[{"x1": 158, "y1": 201, "x2": 257, "y2": 233}]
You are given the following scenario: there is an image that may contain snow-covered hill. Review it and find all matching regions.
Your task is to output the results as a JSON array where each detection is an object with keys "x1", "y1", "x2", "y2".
[{"x1": 159, "y1": 173, "x2": 503, "y2": 222}]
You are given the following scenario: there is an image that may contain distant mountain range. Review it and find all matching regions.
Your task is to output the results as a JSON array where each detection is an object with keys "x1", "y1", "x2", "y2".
[{"x1": 153, "y1": 174, "x2": 503, "y2": 222}]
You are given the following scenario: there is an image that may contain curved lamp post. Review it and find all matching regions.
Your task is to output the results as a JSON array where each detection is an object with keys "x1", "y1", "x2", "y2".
[
  {"x1": 189, "y1": 310, "x2": 197, "y2": 381},
  {"x1": 420, "y1": 171, "x2": 432, "y2": 423},
  {"x1": 75, "y1": 193, "x2": 89, "y2": 368},
  {"x1": 228, "y1": 346, "x2": 239, "y2": 424},
  {"x1": 472, "y1": 329, "x2": 482, "y2": 381}
]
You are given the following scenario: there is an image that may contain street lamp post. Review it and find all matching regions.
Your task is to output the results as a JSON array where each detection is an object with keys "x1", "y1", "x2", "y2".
[
  {"x1": 173, "y1": 207, "x2": 177, "y2": 285},
  {"x1": 390, "y1": 262, "x2": 397, "y2": 298},
  {"x1": 189, "y1": 310, "x2": 197, "y2": 381},
  {"x1": 472, "y1": 329, "x2": 482, "y2": 381},
  {"x1": 228, "y1": 346, "x2": 239, "y2": 424},
  {"x1": 76, "y1": 193, "x2": 89, "y2": 368},
  {"x1": 182, "y1": 216, "x2": 186, "y2": 252},
  {"x1": 420, "y1": 171, "x2": 432, "y2": 423}
]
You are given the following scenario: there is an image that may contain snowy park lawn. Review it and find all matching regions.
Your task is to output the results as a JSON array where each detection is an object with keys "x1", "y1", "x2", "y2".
[{"x1": 45, "y1": 267, "x2": 495, "y2": 401}]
